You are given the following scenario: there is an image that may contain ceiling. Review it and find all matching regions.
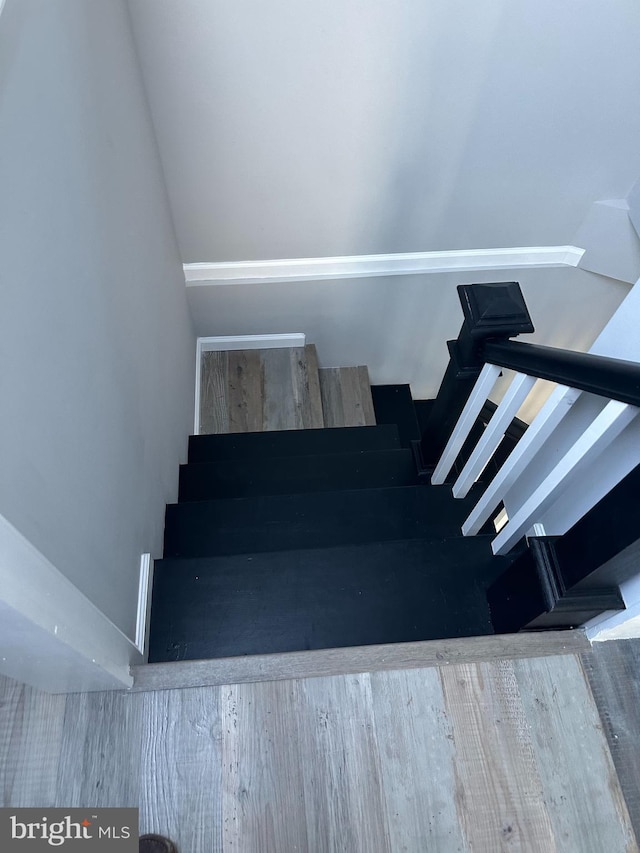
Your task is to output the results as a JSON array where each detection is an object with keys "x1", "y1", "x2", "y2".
[{"x1": 128, "y1": 0, "x2": 640, "y2": 263}]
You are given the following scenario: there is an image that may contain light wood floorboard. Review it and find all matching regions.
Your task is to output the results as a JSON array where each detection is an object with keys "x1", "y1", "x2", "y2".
[
  {"x1": 296, "y1": 343, "x2": 324, "y2": 429},
  {"x1": 139, "y1": 688, "x2": 222, "y2": 851},
  {"x1": 56, "y1": 691, "x2": 142, "y2": 809},
  {"x1": 200, "y1": 351, "x2": 229, "y2": 434},
  {"x1": 297, "y1": 673, "x2": 390, "y2": 853},
  {"x1": 440, "y1": 660, "x2": 556, "y2": 851},
  {"x1": 221, "y1": 680, "x2": 308, "y2": 852},
  {"x1": 0, "y1": 675, "x2": 66, "y2": 807},
  {"x1": 200, "y1": 345, "x2": 324, "y2": 433},
  {"x1": 514, "y1": 655, "x2": 636, "y2": 853},
  {"x1": 370, "y1": 667, "x2": 467, "y2": 851},
  {"x1": 1, "y1": 655, "x2": 636, "y2": 852},
  {"x1": 130, "y1": 630, "x2": 589, "y2": 692},
  {"x1": 319, "y1": 365, "x2": 376, "y2": 427},
  {"x1": 582, "y1": 639, "x2": 640, "y2": 842},
  {"x1": 228, "y1": 349, "x2": 263, "y2": 433}
]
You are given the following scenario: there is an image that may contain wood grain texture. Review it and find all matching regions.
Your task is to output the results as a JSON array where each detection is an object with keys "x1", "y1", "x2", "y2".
[
  {"x1": 228, "y1": 349, "x2": 264, "y2": 433},
  {"x1": 581, "y1": 640, "x2": 640, "y2": 845},
  {"x1": 319, "y1": 365, "x2": 376, "y2": 427},
  {"x1": 1, "y1": 651, "x2": 636, "y2": 853},
  {"x1": 514, "y1": 655, "x2": 637, "y2": 852},
  {"x1": 139, "y1": 687, "x2": 222, "y2": 852},
  {"x1": 319, "y1": 367, "x2": 345, "y2": 428},
  {"x1": 221, "y1": 680, "x2": 308, "y2": 852},
  {"x1": 200, "y1": 351, "x2": 229, "y2": 434},
  {"x1": 56, "y1": 691, "x2": 142, "y2": 808},
  {"x1": 261, "y1": 346, "x2": 298, "y2": 430},
  {"x1": 339, "y1": 365, "x2": 369, "y2": 427},
  {"x1": 296, "y1": 673, "x2": 391, "y2": 853},
  {"x1": 131, "y1": 630, "x2": 590, "y2": 692},
  {"x1": 370, "y1": 667, "x2": 468, "y2": 851},
  {"x1": 301, "y1": 344, "x2": 325, "y2": 428},
  {"x1": 440, "y1": 660, "x2": 557, "y2": 851},
  {"x1": 357, "y1": 364, "x2": 376, "y2": 425},
  {"x1": 0, "y1": 675, "x2": 66, "y2": 807}
]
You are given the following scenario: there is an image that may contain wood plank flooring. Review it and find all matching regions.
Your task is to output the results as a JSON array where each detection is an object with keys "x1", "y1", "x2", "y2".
[
  {"x1": 199, "y1": 345, "x2": 324, "y2": 434},
  {"x1": 582, "y1": 639, "x2": 640, "y2": 841},
  {"x1": 1, "y1": 653, "x2": 636, "y2": 852},
  {"x1": 319, "y1": 365, "x2": 376, "y2": 427}
]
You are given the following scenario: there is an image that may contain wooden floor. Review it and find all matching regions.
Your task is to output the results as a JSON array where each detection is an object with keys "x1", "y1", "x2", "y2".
[
  {"x1": 199, "y1": 346, "x2": 324, "y2": 434},
  {"x1": 583, "y1": 639, "x2": 640, "y2": 840},
  {"x1": 199, "y1": 345, "x2": 377, "y2": 434},
  {"x1": 1, "y1": 651, "x2": 637, "y2": 852},
  {"x1": 319, "y1": 365, "x2": 376, "y2": 427}
]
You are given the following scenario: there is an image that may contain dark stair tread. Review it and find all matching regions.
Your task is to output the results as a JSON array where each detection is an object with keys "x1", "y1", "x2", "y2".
[
  {"x1": 178, "y1": 448, "x2": 418, "y2": 501},
  {"x1": 188, "y1": 424, "x2": 401, "y2": 464},
  {"x1": 370, "y1": 385, "x2": 421, "y2": 448},
  {"x1": 164, "y1": 483, "x2": 486, "y2": 558},
  {"x1": 148, "y1": 537, "x2": 517, "y2": 662}
]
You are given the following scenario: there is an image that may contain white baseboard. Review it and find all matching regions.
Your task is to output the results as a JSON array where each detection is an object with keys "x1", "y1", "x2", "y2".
[
  {"x1": 135, "y1": 553, "x2": 153, "y2": 656},
  {"x1": 198, "y1": 333, "x2": 306, "y2": 352},
  {"x1": 184, "y1": 246, "x2": 585, "y2": 286},
  {"x1": 194, "y1": 333, "x2": 306, "y2": 433}
]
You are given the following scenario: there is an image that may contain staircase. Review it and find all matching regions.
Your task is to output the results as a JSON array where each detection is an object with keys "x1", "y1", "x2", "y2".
[{"x1": 148, "y1": 343, "x2": 521, "y2": 663}]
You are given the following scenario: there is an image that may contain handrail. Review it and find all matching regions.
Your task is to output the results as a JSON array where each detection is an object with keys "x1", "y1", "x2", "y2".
[
  {"x1": 483, "y1": 339, "x2": 640, "y2": 408},
  {"x1": 425, "y1": 279, "x2": 640, "y2": 634}
]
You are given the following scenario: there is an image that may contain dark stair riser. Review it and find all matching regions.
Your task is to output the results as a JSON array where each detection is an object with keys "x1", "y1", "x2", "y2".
[
  {"x1": 178, "y1": 449, "x2": 419, "y2": 501},
  {"x1": 164, "y1": 484, "x2": 487, "y2": 558},
  {"x1": 370, "y1": 385, "x2": 421, "y2": 448},
  {"x1": 188, "y1": 424, "x2": 402, "y2": 464},
  {"x1": 149, "y1": 538, "x2": 518, "y2": 663}
]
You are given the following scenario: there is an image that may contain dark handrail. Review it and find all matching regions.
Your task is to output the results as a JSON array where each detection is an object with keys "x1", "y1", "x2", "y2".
[{"x1": 483, "y1": 339, "x2": 640, "y2": 408}]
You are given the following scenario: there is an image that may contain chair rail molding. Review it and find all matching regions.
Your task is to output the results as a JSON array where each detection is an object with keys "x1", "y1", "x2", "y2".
[{"x1": 184, "y1": 246, "x2": 585, "y2": 286}]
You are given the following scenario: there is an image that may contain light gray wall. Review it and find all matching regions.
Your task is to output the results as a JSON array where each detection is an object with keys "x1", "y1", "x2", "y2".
[
  {"x1": 187, "y1": 266, "x2": 629, "y2": 415},
  {"x1": 0, "y1": 0, "x2": 195, "y2": 637},
  {"x1": 129, "y1": 0, "x2": 640, "y2": 262},
  {"x1": 575, "y1": 200, "x2": 640, "y2": 284}
]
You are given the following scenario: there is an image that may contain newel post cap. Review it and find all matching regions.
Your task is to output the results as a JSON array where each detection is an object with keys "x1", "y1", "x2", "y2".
[{"x1": 457, "y1": 282, "x2": 535, "y2": 339}]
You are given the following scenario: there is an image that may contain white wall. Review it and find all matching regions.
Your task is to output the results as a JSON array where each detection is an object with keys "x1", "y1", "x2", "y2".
[
  {"x1": 0, "y1": 0, "x2": 195, "y2": 638},
  {"x1": 187, "y1": 265, "x2": 629, "y2": 405},
  {"x1": 129, "y1": 0, "x2": 640, "y2": 262}
]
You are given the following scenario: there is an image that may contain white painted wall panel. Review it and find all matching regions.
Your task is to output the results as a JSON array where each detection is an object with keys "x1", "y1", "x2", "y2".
[
  {"x1": 0, "y1": 0, "x2": 195, "y2": 637},
  {"x1": 575, "y1": 200, "x2": 640, "y2": 284},
  {"x1": 129, "y1": 0, "x2": 640, "y2": 262},
  {"x1": 186, "y1": 265, "x2": 628, "y2": 403}
]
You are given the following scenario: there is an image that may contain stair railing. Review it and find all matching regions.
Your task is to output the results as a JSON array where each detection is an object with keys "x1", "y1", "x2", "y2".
[{"x1": 421, "y1": 282, "x2": 640, "y2": 557}]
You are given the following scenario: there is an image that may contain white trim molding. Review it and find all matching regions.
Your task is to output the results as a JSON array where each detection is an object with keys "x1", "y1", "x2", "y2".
[
  {"x1": 135, "y1": 552, "x2": 153, "y2": 655},
  {"x1": 0, "y1": 513, "x2": 142, "y2": 692},
  {"x1": 197, "y1": 333, "x2": 306, "y2": 352},
  {"x1": 184, "y1": 246, "x2": 585, "y2": 286},
  {"x1": 194, "y1": 333, "x2": 306, "y2": 433}
]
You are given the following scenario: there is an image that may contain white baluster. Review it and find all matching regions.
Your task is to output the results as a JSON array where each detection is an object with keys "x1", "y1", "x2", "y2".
[
  {"x1": 492, "y1": 400, "x2": 639, "y2": 555},
  {"x1": 462, "y1": 385, "x2": 581, "y2": 536},
  {"x1": 453, "y1": 372, "x2": 537, "y2": 499},
  {"x1": 431, "y1": 363, "x2": 501, "y2": 485}
]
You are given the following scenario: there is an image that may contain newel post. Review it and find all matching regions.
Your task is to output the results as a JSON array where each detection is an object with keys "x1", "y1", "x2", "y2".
[{"x1": 419, "y1": 282, "x2": 535, "y2": 468}]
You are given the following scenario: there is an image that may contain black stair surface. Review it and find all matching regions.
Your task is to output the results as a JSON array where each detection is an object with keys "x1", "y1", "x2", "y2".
[
  {"x1": 150, "y1": 375, "x2": 529, "y2": 663},
  {"x1": 370, "y1": 385, "x2": 421, "y2": 448},
  {"x1": 149, "y1": 537, "x2": 517, "y2": 662},
  {"x1": 178, "y1": 448, "x2": 419, "y2": 501},
  {"x1": 188, "y1": 424, "x2": 401, "y2": 463},
  {"x1": 164, "y1": 483, "x2": 486, "y2": 558}
]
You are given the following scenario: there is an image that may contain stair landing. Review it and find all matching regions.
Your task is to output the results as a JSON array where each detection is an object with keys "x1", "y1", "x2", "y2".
[{"x1": 199, "y1": 344, "x2": 324, "y2": 433}]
